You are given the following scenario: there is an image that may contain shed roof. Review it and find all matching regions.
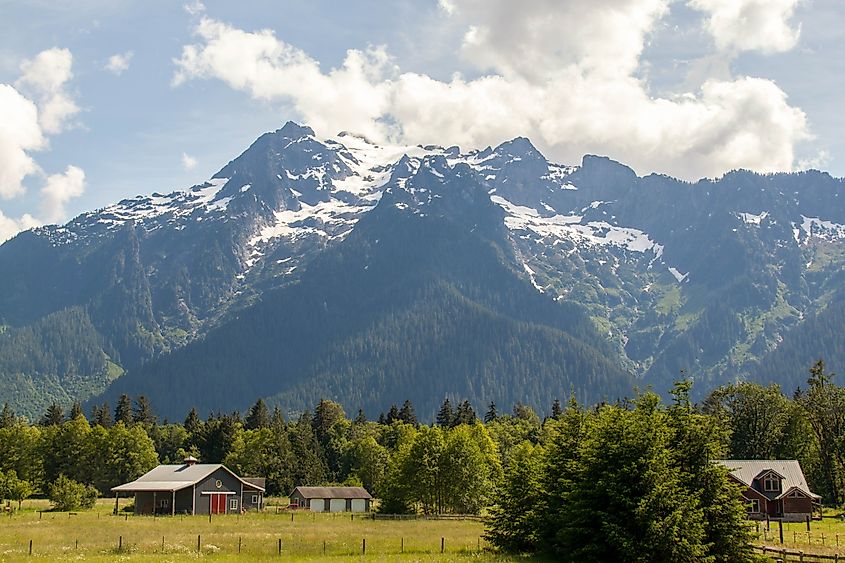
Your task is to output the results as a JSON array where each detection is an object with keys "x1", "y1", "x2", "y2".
[
  {"x1": 112, "y1": 463, "x2": 265, "y2": 493},
  {"x1": 714, "y1": 460, "x2": 820, "y2": 500},
  {"x1": 292, "y1": 486, "x2": 372, "y2": 499}
]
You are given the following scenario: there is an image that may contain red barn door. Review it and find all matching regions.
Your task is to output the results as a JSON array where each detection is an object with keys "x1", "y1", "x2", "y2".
[{"x1": 209, "y1": 494, "x2": 226, "y2": 514}]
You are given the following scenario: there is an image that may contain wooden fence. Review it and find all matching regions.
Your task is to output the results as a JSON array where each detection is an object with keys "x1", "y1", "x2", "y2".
[{"x1": 756, "y1": 545, "x2": 845, "y2": 562}]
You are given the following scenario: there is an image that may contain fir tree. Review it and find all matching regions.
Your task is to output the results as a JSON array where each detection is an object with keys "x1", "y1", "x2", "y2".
[
  {"x1": 386, "y1": 404, "x2": 400, "y2": 424},
  {"x1": 245, "y1": 398, "x2": 271, "y2": 430},
  {"x1": 93, "y1": 401, "x2": 112, "y2": 428},
  {"x1": 484, "y1": 401, "x2": 498, "y2": 423},
  {"x1": 436, "y1": 398, "x2": 454, "y2": 427},
  {"x1": 377, "y1": 412, "x2": 387, "y2": 425},
  {"x1": 0, "y1": 403, "x2": 16, "y2": 428},
  {"x1": 454, "y1": 400, "x2": 477, "y2": 426},
  {"x1": 40, "y1": 403, "x2": 64, "y2": 426},
  {"x1": 271, "y1": 406, "x2": 285, "y2": 429},
  {"x1": 184, "y1": 407, "x2": 202, "y2": 434},
  {"x1": 133, "y1": 395, "x2": 156, "y2": 425},
  {"x1": 114, "y1": 394, "x2": 133, "y2": 425},
  {"x1": 551, "y1": 399, "x2": 563, "y2": 419},
  {"x1": 354, "y1": 408, "x2": 367, "y2": 424},
  {"x1": 398, "y1": 400, "x2": 418, "y2": 425},
  {"x1": 69, "y1": 402, "x2": 84, "y2": 420}
]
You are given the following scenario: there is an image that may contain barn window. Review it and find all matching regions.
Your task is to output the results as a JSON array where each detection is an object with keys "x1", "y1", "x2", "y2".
[
  {"x1": 788, "y1": 491, "x2": 804, "y2": 498},
  {"x1": 763, "y1": 475, "x2": 780, "y2": 492},
  {"x1": 748, "y1": 499, "x2": 760, "y2": 513},
  {"x1": 252, "y1": 495, "x2": 259, "y2": 504},
  {"x1": 230, "y1": 499, "x2": 238, "y2": 510},
  {"x1": 158, "y1": 499, "x2": 169, "y2": 508}
]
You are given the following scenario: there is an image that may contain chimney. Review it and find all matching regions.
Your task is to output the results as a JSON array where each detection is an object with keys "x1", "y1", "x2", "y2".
[{"x1": 183, "y1": 455, "x2": 198, "y2": 466}]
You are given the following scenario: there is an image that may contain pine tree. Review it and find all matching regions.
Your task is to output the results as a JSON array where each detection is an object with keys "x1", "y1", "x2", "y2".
[
  {"x1": 69, "y1": 402, "x2": 84, "y2": 420},
  {"x1": 454, "y1": 400, "x2": 477, "y2": 426},
  {"x1": 40, "y1": 403, "x2": 64, "y2": 426},
  {"x1": 484, "y1": 401, "x2": 498, "y2": 423},
  {"x1": 398, "y1": 400, "x2": 418, "y2": 425},
  {"x1": 245, "y1": 398, "x2": 271, "y2": 430},
  {"x1": 184, "y1": 407, "x2": 202, "y2": 434},
  {"x1": 271, "y1": 406, "x2": 285, "y2": 429},
  {"x1": 354, "y1": 408, "x2": 367, "y2": 424},
  {"x1": 377, "y1": 412, "x2": 386, "y2": 425},
  {"x1": 436, "y1": 398, "x2": 454, "y2": 427},
  {"x1": 0, "y1": 403, "x2": 16, "y2": 428},
  {"x1": 386, "y1": 404, "x2": 400, "y2": 424},
  {"x1": 551, "y1": 399, "x2": 562, "y2": 419},
  {"x1": 93, "y1": 401, "x2": 112, "y2": 428},
  {"x1": 133, "y1": 395, "x2": 155, "y2": 425},
  {"x1": 114, "y1": 394, "x2": 132, "y2": 425}
]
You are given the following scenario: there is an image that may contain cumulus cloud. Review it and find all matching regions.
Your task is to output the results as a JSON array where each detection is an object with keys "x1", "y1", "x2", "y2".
[
  {"x1": 0, "y1": 48, "x2": 85, "y2": 243},
  {"x1": 40, "y1": 165, "x2": 85, "y2": 224},
  {"x1": 689, "y1": 0, "x2": 802, "y2": 54},
  {"x1": 0, "y1": 210, "x2": 39, "y2": 244},
  {"x1": 184, "y1": 0, "x2": 205, "y2": 15},
  {"x1": 181, "y1": 152, "x2": 198, "y2": 170},
  {"x1": 15, "y1": 47, "x2": 80, "y2": 134},
  {"x1": 105, "y1": 51, "x2": 133, "y2": 75},
  {"x1": 0, "y1": 84, "x2": 45, "y2": 199},
  {"x1": 172, "y1": 3, "x2": 809, "y2": 180}
]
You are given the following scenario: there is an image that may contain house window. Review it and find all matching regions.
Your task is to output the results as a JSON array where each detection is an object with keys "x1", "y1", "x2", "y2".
[
  {"x1": 158, "y1": 499, "x2": 169, "y2": 508},
  {"x1": 788, "y1": 491, "x2": 803, "y2": 498},
  {"x1": 230, "y1": 499, "x2": 238, "y2": 511},
  {"x1": 763, "y1": 475, "x2": 780, "y2": 492},
  {"x1": 252, "y1": 494, "x2": 259, "y2": 504}
]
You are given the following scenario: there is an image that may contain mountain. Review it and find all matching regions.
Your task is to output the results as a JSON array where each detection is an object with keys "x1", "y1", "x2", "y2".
[{"x1": 2, "y1": 121, "x2": 845, "y2": 419}]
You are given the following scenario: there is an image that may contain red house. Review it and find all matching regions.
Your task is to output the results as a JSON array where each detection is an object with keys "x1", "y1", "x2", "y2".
[{"x1": 716, "y1": 460, "x2": 821, "y2": 522}]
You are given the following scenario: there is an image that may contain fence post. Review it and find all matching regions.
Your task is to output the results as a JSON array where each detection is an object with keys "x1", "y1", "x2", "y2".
[
  {"x1": 323, "y1": 540, "x2": 326, "y2": 555},
  {"x1": 779, "y1": 520, "x2": 784, "y2": 544},
  {"x1": 401, "y1": 537, "x2": 404, "y2": 553},
  {"x1": 118, "y1": 536, "x2": 122, "y2": 551},
  {"x1": 197, "y1": 534, "x2": 201, "y2": 553},
  {"x1": 800, "y1": 550, "x2": 804, "y2": 562},
  {"x1": 441, "y1": 537, "x2": 445, "y2": 553},
  {"x1": 278, "y1": 538, "x2": 282, "y2": 555},
  {"x1": 29, "y1": 540, "x2": 32, "y2": 555},
  {"x1": 161, "y1": 536, "x2": 165, "y2": 551},
  {"x1": 807, "y1": 515, "x2": 811, "y2": 531},
  {"x1": 239, "y1": 537, "x2": 242, "y2": 554}
]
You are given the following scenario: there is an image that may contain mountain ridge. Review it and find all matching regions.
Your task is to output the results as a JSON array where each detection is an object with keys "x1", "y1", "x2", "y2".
[{"x1": 2, "y1": 122, "x2": 845, "y2": 419}]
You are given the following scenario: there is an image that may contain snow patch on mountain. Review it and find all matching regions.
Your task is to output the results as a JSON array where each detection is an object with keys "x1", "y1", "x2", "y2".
[
  {"x1": 797, "y1": 216, "x2": 845, "y2": 242},
  {"x1": 491, "y1": 195, "x2": 662, "y2": 256},
  {"x1": 738, "y1": 211, "x2": 768, "y2": 225}
]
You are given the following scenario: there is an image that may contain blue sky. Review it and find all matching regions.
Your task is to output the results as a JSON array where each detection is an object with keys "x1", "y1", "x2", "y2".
[{"x1": 1, "y1": 0, "x2": 843, "y2": 241}]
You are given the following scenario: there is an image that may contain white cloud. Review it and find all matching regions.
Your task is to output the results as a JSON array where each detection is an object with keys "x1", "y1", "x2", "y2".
[
  {"x1": 0, "y1": 84, "x2": 45, "y2": 199},
  {"x1": 172, "y1": 4, "x2": 810, "y2": 180},
  {"x1": 184, "y1": 0, "x2": 205, "y2": 15},
  {"x1": 689, "y1": 0, "x2": 802, "y2": 54},
  {"x1": 40, "y1": 165, "x2": 85, "y2": 224},
  {"x1": 181, "y1": 152, "x2": 198, "y2": 170},
  {"x1": 0, "y1": 48, "x2": 86, "y2": 243},
  {"x1": 0, "y1": 210, "x2": 39, "y2": 244},
  {"x1": 105, "y1": 51, "x2": 133, "y2": 75},
  {"x1": 15, "y1": 47, "x2": 80, "y2": 134}
]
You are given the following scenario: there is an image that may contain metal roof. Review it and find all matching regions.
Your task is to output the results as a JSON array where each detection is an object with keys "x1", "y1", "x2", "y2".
[
  {"x1": 292, "y1": 486, "x2": 372, "y2": 499},
  {"x1": 714, "y1": 460, "x2": 820, "y2": 500},
  {"x1": 111, "y1": 463, "x2": 265, "y2": 493}
]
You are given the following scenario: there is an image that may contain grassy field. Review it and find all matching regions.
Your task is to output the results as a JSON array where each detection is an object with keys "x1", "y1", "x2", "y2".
[
  {"x1": 755, "y1": 512, "x2": 845, "y2": 558},
  {"x1": 0, "y1": 499, "x2": 533, "y2": 562}
]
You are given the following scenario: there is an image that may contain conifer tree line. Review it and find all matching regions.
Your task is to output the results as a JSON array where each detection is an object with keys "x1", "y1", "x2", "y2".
[{"x1": 2, "y1": 361, "x2": 845, "y2": 558}]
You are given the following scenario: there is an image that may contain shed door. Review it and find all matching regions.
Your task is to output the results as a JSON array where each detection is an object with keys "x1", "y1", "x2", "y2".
[
  {"x1": 351, "y1": 499, "x2": 366, "y2": 512},
  {"x1": 309, "y1": 499, "x2": 324, "y2": 512},
  {"x1": 210, "y1": 494, "x2": 226, "y2": 514},
  {"x1": 329, "y1": 499, "x2": 346, "y2": 512}
]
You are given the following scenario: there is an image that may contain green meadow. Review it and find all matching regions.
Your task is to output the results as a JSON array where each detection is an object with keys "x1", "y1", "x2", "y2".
[{"x1": 0, "y1": 499, "x2": 531, "y2": 562}]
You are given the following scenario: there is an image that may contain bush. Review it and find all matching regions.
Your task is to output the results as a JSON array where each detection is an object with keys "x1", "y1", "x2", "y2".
[{"x1": 48, "y1": 475, "x2": 98, "y2": 511}]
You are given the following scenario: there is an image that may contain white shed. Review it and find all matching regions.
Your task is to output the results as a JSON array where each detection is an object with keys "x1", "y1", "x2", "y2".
[{"x1": 290, "y1": 486, "x2": 373, "y2": 513}]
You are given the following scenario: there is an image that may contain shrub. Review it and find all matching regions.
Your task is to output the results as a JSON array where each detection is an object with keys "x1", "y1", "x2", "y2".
[{"x1": 48, "y1": 475, "x2": 98, "y2": 511}]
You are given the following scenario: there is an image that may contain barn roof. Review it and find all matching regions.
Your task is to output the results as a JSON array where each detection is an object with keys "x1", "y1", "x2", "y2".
[
  {"x1": 112, "y1": 462, "x2": 265, "y2": 493},
  {"x1": 292, "y1": 486, "x2": 372, "y2": 499},
  {"x1": 714, "y1": 460, "x2": 820, "y2": 500}
]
